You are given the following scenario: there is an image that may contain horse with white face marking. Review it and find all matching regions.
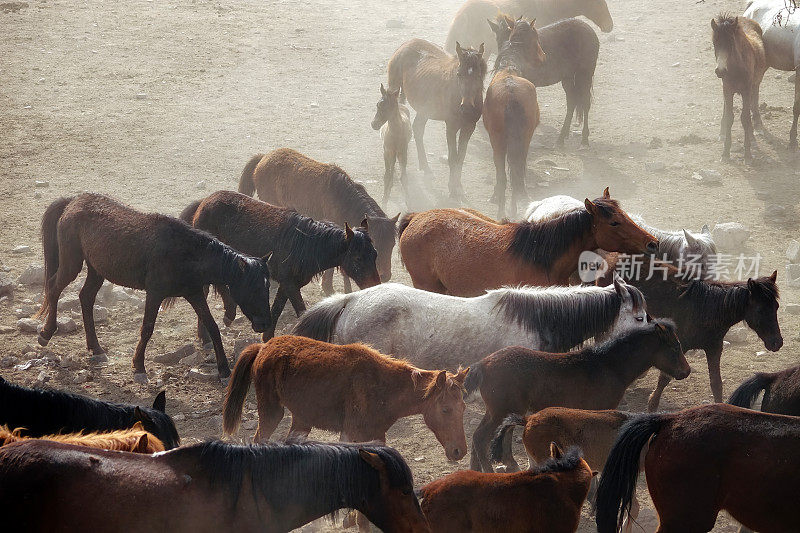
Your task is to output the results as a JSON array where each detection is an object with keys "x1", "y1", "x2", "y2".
[{"x1": 292, "y1": 277, "x2": 646, "y2": 370}]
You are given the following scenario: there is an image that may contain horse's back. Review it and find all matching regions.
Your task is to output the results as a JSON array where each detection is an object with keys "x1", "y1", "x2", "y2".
[
  {"x1": 744, "y1": 0, "x2": 800, "y2": 69},
  {"x1": 252, "y1": 149, "x2": 333, "y2": 217}
]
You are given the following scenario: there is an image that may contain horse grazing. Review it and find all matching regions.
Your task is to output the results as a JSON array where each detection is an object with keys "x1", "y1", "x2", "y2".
[
  {"x1": 0, "y1": 378, "x2": 179, "y2": 449},
  {"x1": 35, "y1": 194, "x2": 271, "y2": 382},
  {"x1": 398, "y1": 189, "x2": 657, "y2": 295},
  {"x1": 490, "y1": 15, "x2": 600, "y2": 148},
  {"x1": 387, "y1": 39, "x2": 487, "y2": 200},
  {"x1": 420, "y1": 444, "x2": 595, "y2": 533},
  {"x1": 729, "y1": 363, "x2": 800, "y2": 415},
  {"x1": 180, "y1": 191, "x2": 380, "y2": 340},
  {"x1": 744, "y1": 0, "x2": 800, "y2": 150},
  {"x1": 292, "y1": 276, "x2": 647, "y2": 370},
  {"x1": 0, "y1": 421, "x2": 164, "y2": 454},
  {"x1": 596, "y1": 404, "x2": 800, "y2": 533},
  {"x1": 483, "y1": 18, "x2": 544, "y2": 218},
  {"x1": 466, "y1": 317, "x2": 689, "y2": 473},
  {"x1": 711, "y1": 14, "x2": 767, "y2": 163},
  {"x1": 372, "y1": 84, "x2": 412, "y2": 207},
  {"x1": 238, "y1": 148, "x2": 398, "y2": 293},
  {"x1": 445, "y1": 0, "x2": 613, "y2": 55},
  {"x1": 223, "y1": 336, "x2": 469, "y2": 461},
  {"x1": 0, "y1": 439, "x2": 429, "y2": 533}
]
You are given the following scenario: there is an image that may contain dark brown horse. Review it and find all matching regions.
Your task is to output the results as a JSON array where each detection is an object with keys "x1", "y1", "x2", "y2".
[
  {"x1": 372, "y1": 84, "x2": 413, "y2": 208},
  {"x1": 483, "y1": 17, "x2": 544, "y2": 218},
  {"x1": 224, "y1": 336, "x2": 469, "y2": 461},
  {"x1": 0, "y1": 421, "x2": 164, "y2": 454},
  {"x1": 398, "y1": 189, "x2": 657, "y2": 296},
  {"x1": 490, "y1": 15, "x2": 599, "y2": 147},
  {"x1": 466, "y1": 317, "x2": 689, "y2": 473},
  {"x1": 596, "y1": 404, "x2": 800, "y2": 533},
  {"x1": 729, "y1": 363, "x2": 800, "y2": 416},
  {"x1": 181, "y1": 191, "x2": 380, "y2": 340},
  {"x1": 387, "y1": 39, "x2": 487, "y2": 200},
  {"x1": 238, "y1": 148, "x2": 398, "y2": 294},
  {"x1": 0, "y1": 439, "x2": 430, "y2": 533},
  {"x1": 35, "y1": 194, "x2": 271, "y2": 382},
  {"x1": 711, "y1": 14, "x2": 767, "y2": 163},
  {"x1": 420, "y1": 444, "x2": 595, "y2": 533}
]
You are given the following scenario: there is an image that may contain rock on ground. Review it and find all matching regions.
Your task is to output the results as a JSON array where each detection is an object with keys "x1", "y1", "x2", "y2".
[
  {"x1": 711, "y1": 222, "x2": 750, "y2": 252},
  {"x1": 17, "y1": 264, "x2": 45, "y2": 285},
  {"x1": 16, "y1": 318, "x2": 40, "y2": 333}
]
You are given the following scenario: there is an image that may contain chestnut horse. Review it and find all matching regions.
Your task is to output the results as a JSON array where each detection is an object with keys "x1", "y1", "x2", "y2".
[
  {"x1": 0, "y1": 421, "x2": 164, "y2": 453},
  {"x1": 483, "y1": 17, "x2": 544, "y2": 218},
  {"x1": 372, "y1": 84, "x2": 413, "y2": 208},
  {"x1": 398, "y1": 189, "x2": 658, "y2": 296},
  {"x1": 466, "y1": 317, "x2": 689, "y2": 473},
  {"x1": 729, "y1": 363, "x2": 800, "y2": 416},
  {"x1": 445, "y1": 0, "x2": 612, "y2": 55},
  {"x1": 420, "y1": 444, "x2": 594, "y2": 533},
  {"x1": 711, "y1": 14, "x2": 767, "y2": 163},
  {"x1": 223, "y1": 335, "x2": 469, "y2": 461},
  {"x1": 596, "y1": 404, "x2": 800, "y2": 533},
  {"x1": 0, "y1": 439, "x2": 430, "y2": 533},
  {"x1": 35, "y1": 194, "x2": 271, "y2": 382},
  {"x1": 238, "y1": 148, "x2": 398, "y2": 294},
  {"x1": 387, "y1": 39, "x2": 487, "y2": 200},
  {"x1": 180, "y1": 191, "x2": 380, "y2": 340}
]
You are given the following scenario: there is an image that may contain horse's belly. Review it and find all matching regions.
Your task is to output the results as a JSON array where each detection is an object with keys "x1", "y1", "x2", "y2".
[{"x1": 761, "y1": 26, "x2": 799, "y2": 70}]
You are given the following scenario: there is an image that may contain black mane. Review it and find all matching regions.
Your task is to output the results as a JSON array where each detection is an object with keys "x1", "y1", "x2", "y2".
[
  {"x1": 210, "y1": 238, "x2": 269, "y2": 289},
  {"x1": 677, "y1": 275, "x2": 778, "y2": 325},
  {"x1": 532, "y1": 446, "x2": 585, "y2": 474},
  {"x1": 582, "y1": 318, "x2": 678, "y2": 361},
  {"x1": 328, "y1": 167, "x2": 386, "y2": 220}
]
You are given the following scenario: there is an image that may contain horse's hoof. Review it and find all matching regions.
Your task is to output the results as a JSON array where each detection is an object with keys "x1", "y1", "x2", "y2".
[
  {"x1": 37, "y1": 334, "x2": 50, "y2": 347},
  {"x1": 133, "y1": 372, "x2": 149, "y2": 384},
  {"x1": 89, "y1": 353, "x2": 109, "y2": 364},
  {"x1": 223, "y1": 316, "x2": 233, "y2": 327}
]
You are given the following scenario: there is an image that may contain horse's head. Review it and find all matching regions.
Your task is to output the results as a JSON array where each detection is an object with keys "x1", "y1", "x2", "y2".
[
  {"x1": 582, "y1": 0, "x2": 613, "y2": 33},
  {"x1": 612, "y1": 274, "x2": 648, "y2": 328},
  {"x1": 372, "y1": 84, "x2": 401, "y2": 131},
  {"x1": 418, "y1": 368, "x2": 469, "y2": 462},
  {"x1": 588, "y1": 187, "x2": 658, "y2": 256},
  {"x1": 646, "y1": 318, "x2": 691, "y2": 380},
  {"x1": 679, "y1": 226, "x2": 716, "y2": 277},
  {"x1": 507, "y1": 18, "x2": 546, "y2": 65},
  {"x1": 341, "y1": 221, "x2": 381, "y2": 289},
  {"x1": 711, "y1": 15, "x2": 740, "y2": 79},
  {"x1": 743, "y1": 270, "x2": 782, "y2": 352},
  {"x1": 357, "y1": 448, "x2": 430, "y2": 533},
  {"x1": 365, "y1": 213, "x2": 399, "y2": 281},
  {"x1": 228, "y1": 254, "x2": 272, "y2": 334},
  {"x1": 487, "y1": 13, "x2": 514, "y2": 51},
  {"x1": 131, "y1": 396, "x2": 180, "y2": 450},
  {"x1": 548, "y1": 443, "x2": 598, "y2": 486},
  {"x1": 454, "y1": 42, "x2": 487, "y2": 117}
]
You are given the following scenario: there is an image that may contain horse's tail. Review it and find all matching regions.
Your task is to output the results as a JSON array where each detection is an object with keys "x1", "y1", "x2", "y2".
[
  {"x1": 595, "y1": 413, "x2": 666, "y2": 533},
  {"x1": 397, "y1": 212, "x2": 417, "y2": 240},
  {"x1": 179, "y1": 199, "x2": 202, "y2": 225},
  {"x1": 489, "y1": 413, "x2": 526, "y2": 462},
  {"x1": 463, "y1": 361, "x2": 484, "y2": 397},
  {"x1": 505, "y1": 96, "x2": 530, "y2": 166},
  {"x1": 36, "y1": 197, "x2": 73, "y2": 318},
  {"x1": 238, "y1": 154, "x2": 264, "y2": 197},
  {"x1": 222, "y1": 343, "x2": 261, "y2": 435},
  {"x1": 290, "y1": 292, "x2": 351, "y2": 343},
  {"x1": 728, "y1": 372, "x2": 776, "y2": 409}
]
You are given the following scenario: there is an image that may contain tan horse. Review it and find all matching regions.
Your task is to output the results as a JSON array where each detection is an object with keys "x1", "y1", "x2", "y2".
[
  {"x1": 372, "y1": 84, "x2": 412, "y2": 208},
  {"x1": 387, "y1": 39, "x2": 487, "y2": 200},
  {"x1": 0, "y1": 421, "x2": 164, "y2": 453},
  {"x1": 398, "y1": 188, "x2": 657, "y2": 296}
]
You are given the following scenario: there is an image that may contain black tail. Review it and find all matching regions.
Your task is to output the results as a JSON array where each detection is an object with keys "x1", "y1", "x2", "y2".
[
  {"x1": 238, "y1": 154, "x2": 264, "y2": 196},
  {"x1": 397, "y1": 212, "x2": 417, "y2": 240},
  {"x1": 489, "y1": 413, "x2": 526, "y2": 462},
  {"x1": 179, "y1": 199, "x2": 202, "y2": 225},
  {"x1": 595, "y1": 413, "x2": 666, "y2": 533},
  {"x1": 728, "y1": 372, "x2": 775, "y2": 409},
  {"x1": 291, "y1": 293, "x2": 350, "y2": 343},
  {"x1": 36, "y1": 197, "x2": 73, "y2": 318},
  {"x1": 463, "y1": 362, "x2": 484, "y2": 397}
]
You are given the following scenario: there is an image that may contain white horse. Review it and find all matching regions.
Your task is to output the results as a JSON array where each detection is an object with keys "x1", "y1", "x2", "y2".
[
  {"x1": 744, "y1": 0, "x2": 800, "y2": 148},
  {"x1": 292, "y1": 277, "x2": 646, "y2": 370}
]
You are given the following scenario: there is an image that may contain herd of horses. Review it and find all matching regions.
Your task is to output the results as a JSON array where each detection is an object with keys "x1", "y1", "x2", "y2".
[{"x1": 3, "y1": 0, "x2": 800, "y2": 531}]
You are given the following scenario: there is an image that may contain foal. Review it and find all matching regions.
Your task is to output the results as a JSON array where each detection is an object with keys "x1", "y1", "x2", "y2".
[
  {"x1": 0, "y1": 421, "x2": 164, "y2": 454},
  {"x1": 223, "y1": 336, "x2": 469, "y2": 461},
  {"x1": 372, "y1": 84, "x2": 412, "y2": 207}
]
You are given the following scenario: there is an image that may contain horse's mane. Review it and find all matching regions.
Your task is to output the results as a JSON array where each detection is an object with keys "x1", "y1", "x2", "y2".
[
  {"x1": 0, "y1": 423, "x2": 164, "y2": 452},
  {"x1": 326, "y1": 167, "x2": 386, "y2": 219},
  {"x1": 208, "y1": 239, "x2": 269, "y2": 290},
  {"x1": 679, "y1": 275, "x2": 778, "y2": 323},
  {"x1": 629, "y1": 215, "x2": 716, "y2": 261},
  {"x1": 279, "y1": 212, "x2": 367, "y2": 278},
  {"x1": 581, "y1": 318, "x2": 679, "y2": 360},
  {"x1": 532, "y1": 446, "x2": 585, "y2": 474}
]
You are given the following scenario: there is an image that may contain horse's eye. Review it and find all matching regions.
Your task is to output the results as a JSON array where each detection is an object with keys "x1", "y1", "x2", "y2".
[
  {"x1": 635, "y1": 317, "x2": 644, "y2": 322},
  {"x1": 610, "y1": 221, "x2": 620, "y2": 226},
  {"x1": 442, "y1": 407, "x2": 451, "y2": 414}
]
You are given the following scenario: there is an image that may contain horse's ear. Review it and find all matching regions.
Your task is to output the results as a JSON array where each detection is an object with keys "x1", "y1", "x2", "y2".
[
  {"x1": 134, "y1": 433, "x2": 149, "y2": 453},
  {"x1": 455, "y1": 41, "x2": 464, "y2": 58},
  {"x1": 701, "y1": 224, "x2": 711, "y2": 235},
  {"x1": 361, "y1": 214, "x2": 369, "y2": 231},
  {"x1": 391, "y1": 212, "x2": 400, "y2": 224},
  {"x1": 584, "y1": 198, "x2": 597, "y2": 216},
  {"x1": 747, "y1": 278, "x2": 756, "y2": 291},
  {"x1": 683, "y1": 229, "x2": 698, "y2": 247},
  {"x1": 132, "y1": 421, "x2": 145, "y2": 431},
  {"x1": 478, "y1": 42, "x2": 485, "y2": 56},
  {"x1": 380, "y1": 83, "x2": 386, "y2": 96},
  {"x1": 770, "y1": 270, "x2": 778, "y2": 282},
  {"x1": 612, "y1": 272, "x2": 625, "y2": 295},
  {"x1": 152, "y1": 390, "x2": 166, "y2": 413},
  {"x1": 133, "y1": 406, "x2": 153, "y2": 425},
  {"x1": 358, "y1": 449, "x2": 385, "y2": 472},
  {"x1": 592, "y1": 470, "x2": 600, "y2": 477},
  {"x1": 549, "y1": 442, "x2": 563, "y2": 459},
  {"x1": 454, "y1": 366, "x2": 470, "y2": 384},
  {"x1": 411, "y1": 369, "x2": 423, "y2": 389},
  {"x1": 435, "y1": 370, "x2": 447, "y2": 390},
  {"x1": 261, "y1": 251, "x2": 273, "y2": 264},
  {"x1": 711, "y1": 18, "x2": 717, "y2": 31},
  {"x1": 602, "y1": 186, "x2": 611, "y2": 199},
  {"x1": 390, "y1": 88, "x2": 401, "y2": 99},
  {"x1": 487, "y1": 18, "x2": 499, "y2": 33},
  {"x1": 345, "y1": 222, "x2": 354, "y2": 241},
  {"x1": 529, "y1": 18, "x2": 536, "y2": 29}
]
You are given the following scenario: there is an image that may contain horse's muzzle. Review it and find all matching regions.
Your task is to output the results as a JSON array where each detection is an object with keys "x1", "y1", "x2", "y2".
[
  {"x1": 251, "y1": 319, "x2": 269, "y2": 333},
  {"x1": 766, "y1": 336, "x2": 784, "y2": 352}
]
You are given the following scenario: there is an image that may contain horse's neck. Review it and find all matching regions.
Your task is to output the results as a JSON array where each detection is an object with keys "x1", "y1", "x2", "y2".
[
  {"x1": 589, "y1": 334, "x2": 657, "y2": 385},
  {"x1": 549, "y1": 234, "x2": 597, "y2": 283},
  {"x1": 522, "y1": 0, "x2": 579, "y2": 20},
  {"x1": 392, "y1": 368, "x2": 432, "y2": 418}
]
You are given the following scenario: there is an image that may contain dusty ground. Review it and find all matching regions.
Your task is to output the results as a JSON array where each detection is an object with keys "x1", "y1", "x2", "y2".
[{"x1": 2, "y1": 0, "x2": 799, "y2": 531}]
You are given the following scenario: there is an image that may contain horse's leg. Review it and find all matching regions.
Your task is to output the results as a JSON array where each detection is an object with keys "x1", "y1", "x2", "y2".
[
  {"x1": 647, "y1": 371, "x2": 673, "y2": 412},
  {"x1": 218, "y1": 285, "x2": 237, "y2": 327},
  {"x1": 451, "y1": 122, "x2": 476, "y2": 201},
  {"x1": 558, "y1": 79, "x2": 578, "y2": 148},
  {"x1": 253, "y1": 388, "x2": 284, "y2": 443},
  {"x1": 445, "y1": 121, "x2": 460, "y2": 201},
  {"x1": 286, "y1": 282, "x2": 306, "y2": 317},
  {"x1": 196, "y1": 284, "x2": 212, "y2": 345},
  {"x1": 721, "y1": 85, "x2": 734, "y2": 160},
  {"x1": 321, "y1": 268, "x2": 335, "y2": 296},
  {"x1": 741, "y1": 88, "x2": 754, "y2": 163},
  {"x1": 705, "y1": 344, "x2": 724, "y2": 403},
  {"x1": 398, "y1": 145, "x2": 409, "y2": 206},
  {"x1": 490, "y1": 147, "x2": 508, "y2": 219},
  {"x1": 508, "y1": 147, "x2": 528, "y2": 220},
  {"x1": 412, "y1": 113, "x2": 432, "y2": 177},
  {"x1": 79, "y1": 264, "x2": 106, "y2": 357},
  {"x1": 500, "y1": 425, "x2": 521, "y2": 472},
  {"x1": 38, "y1": 245, "x2": 83, "y2": 346},
  {"x1": 342, "y1": 274, "x2": 353, "y2": 293},
  {"x1": 184, "y1": 291, "x2": 230, "y2": 379},
  {"x1": 470, "y1": 411, "x2": 503, "y2": 472},
  {"x1": 382, "y1": 149, "x2": 395, "y2": 208},
  {"x1": 132, "y1": 292, "x2": 164, "y2": 382},
  {"x1": 579, "y1": 73, "x2": 592, "y2": 146},
  {"x1": 264, "y1": 285, "x2": 288, "y2": 341},
  {"x1": 287, "y1": 418, "x2": 312, "y2": 441},
  {"x1": 791, "y1": 66, "x2": 800, "y2": 150},
  {"x1": 751, "y1": 76, "x2": 764, "y2": 131}
]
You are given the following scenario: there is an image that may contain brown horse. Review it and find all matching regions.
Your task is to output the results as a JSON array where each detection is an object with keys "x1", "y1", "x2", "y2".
[
  {"x1": 35, "y1": 194, "x2": 271, "y2": 382},
  {"x1": 711, "y1": 14, "x2": 767, "y2": 163},
  {"x1": 596, "y1": 404, "x2": 800, "y2": 533},
  {"x1": 489, "y1": 15, "x2": 599, "y2": 147},
  {"x1": 398, "y1": 189, "x2": 657, "y2": 296},
  {"x1": 483, "y1": 18, "x2": 544, "y2": 218},
  {"x1": 466, "y1": 317, "x2": 689, "y2": 473},
  {"x1": 0, "y1": 439, "x2": 430, "y2": 533},
  {"x1": 372, "y1": 84, "x2": 413, "y2": 208},
  {"x1": 223, "y1": 335, "x2": 470, "y2": 461},
  {"x1": 387, "y1": 39, "x2": 487, "y2": 200},
  {"x1": 238, "y1": 148, "x2": 398, "y2": 294},
  {"x1": 729, "y1": 363, "x2": 800, "y2": 416},
  {"x1": 180, "y1": 191, "x2": 380, "y2": 340},
  {"x1": 420, "y1": 443, "x2": 595, "y2": 533},
  {"x1": 445, "y1": 0, "x2": 613, "y2": 55},
  {"x1": 0, "y1": 421, "x2": 164, "y2": 453}
]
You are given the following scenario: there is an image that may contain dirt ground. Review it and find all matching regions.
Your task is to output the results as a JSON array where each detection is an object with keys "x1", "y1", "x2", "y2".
[{"x1": 2, "y1": 0, "x2": 799, "y2": 531}]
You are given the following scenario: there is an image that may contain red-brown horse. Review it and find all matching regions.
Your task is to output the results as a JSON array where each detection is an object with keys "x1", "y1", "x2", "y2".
[
  {"x1": 0, "y1": 421, "x2": 164, "y2": 453},
  {"x1": 398, "y1": 188, "x2": 657, "y2": 296}
]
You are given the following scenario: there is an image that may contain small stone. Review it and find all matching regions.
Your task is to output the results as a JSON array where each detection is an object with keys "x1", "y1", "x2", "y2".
[
  {"x1": 57, "y1": 296, "x2": 81, "y2": 312},
  {"x1": 413, "y1": 456, "x2": 426, "y2": 462},
  {"x1": 16, "y1": 318, "x2": 40, "y2": 333},
  {"x1": 35, "y1": 370, "x2": 50, "y2": 384},
  {"x1": 645, "y1": 161, "x2": 665, "y2": 172},
  {"x1": 17, "y1": 264, "x2": 45, "y2": 285},
  {"x1": 135, "y1": 93, "x2": 147, "y2": 100},
  {"x1": 172, "y1": 413, "x2": 186, "y2": 422},
  {"x1": 724, "y1": 327, "x2": 748, "y2": 344},
  {"x1": 786, "y1": 303, "x2": 800, "y2": 315},
  {"x1": 309, "y1": 102, "x2": 319, "y2": 109},
  {"x1": 0, "y1": 325, "x2": 15, "y2": 334},
  {"x1": 385, "y1": 18, "x2": 404, "y2": 28},
  {"x1": 11, "y1": 245, "x2": 31, "y2": 254},
  {"x1": 13, "y1": 305, "x2": 37, "y2": 318},
  {"x1": 671, "y1": 62, "x2": 680, "y2": 67},
  {"x1": 787, "y1": 240, "x2": 800, "y2": 263},
  {"x1": 0, "y1": 355, "x2": 18, "y2": 368},
  {"x1": 93, "y1": 306, "x2": 109, "y2": 324},
  {"x1": 649, "y1": 137, "x2": 663, "y2": 149},
  {"x1": 0, "y1": 273, "x2": 13, "y2": 299},
  {"x1": 34, "y1": 180, "x2": 49, "y2": 188},
  {"x1": 73, "y1": 370, "x2": 90, "y2": 384},
  {"x1": 776, "y1": 73, "x2": 783, "y2": 79},
  {"x1": 196, "y1": 180, "x2": 207, "y2": 189},
  {"x1": 60, "y1": 354, "x2": 82, "y2": 369},
  {"x1": 153, "y1": 344, "x2": 195, "y2": 365},
  {"x1": 711, "y1": 222, "x2": 750, "y2": 252},
  {"x1": 186, "y1": 368, "x2": 220, "y2": 383},
  {"x1": 57, "y1": 317, "x2": 78, "y2": 334},
  {"x1": 699, "y1": 169, "x2": 722, "y2": 183}
]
